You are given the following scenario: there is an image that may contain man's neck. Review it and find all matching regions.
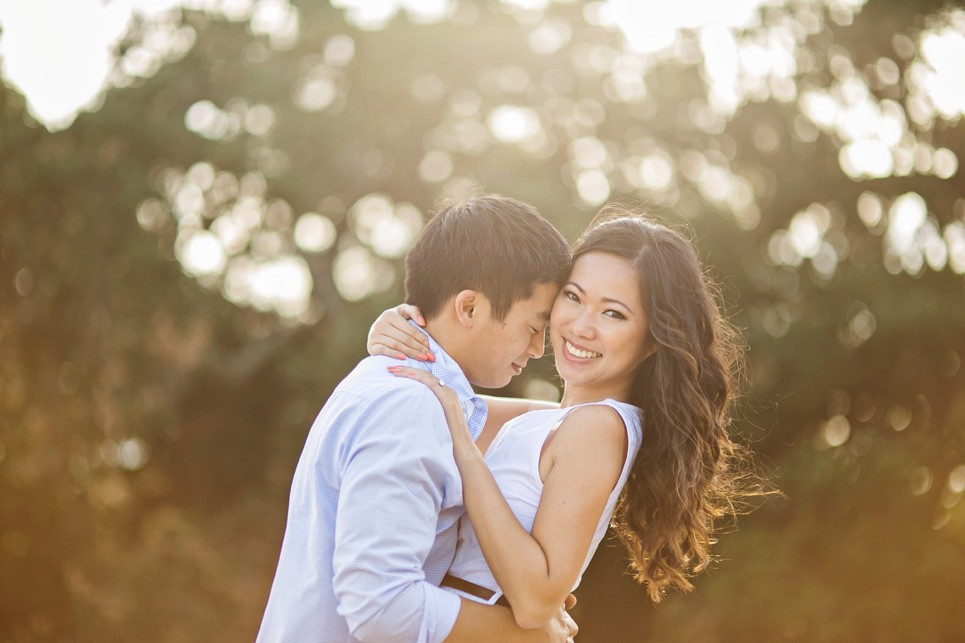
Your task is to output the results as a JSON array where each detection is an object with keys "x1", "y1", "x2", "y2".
[{"x1": 423, "y1": 318, "x2": 467, "y2": 371}]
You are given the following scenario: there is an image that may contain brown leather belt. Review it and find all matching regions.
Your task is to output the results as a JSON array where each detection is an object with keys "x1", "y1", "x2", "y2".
[{"x1": 441, "y1": 574, "x2": 511, "y2": 608}]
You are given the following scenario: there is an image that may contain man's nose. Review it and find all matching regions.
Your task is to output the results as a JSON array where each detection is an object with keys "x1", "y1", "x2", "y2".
[{"x1": 528, "y1": 328, "x2": 546, "y2": 359}]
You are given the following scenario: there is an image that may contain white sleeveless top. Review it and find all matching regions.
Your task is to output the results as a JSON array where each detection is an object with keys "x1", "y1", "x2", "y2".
[{"x1": 446, "y1": 398, "x2": 644, "y2": 602}]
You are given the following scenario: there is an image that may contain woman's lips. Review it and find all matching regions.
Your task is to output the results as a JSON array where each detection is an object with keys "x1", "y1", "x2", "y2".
[{"x1": 562, "y1": 339, "x2": 602, "y2": 360}]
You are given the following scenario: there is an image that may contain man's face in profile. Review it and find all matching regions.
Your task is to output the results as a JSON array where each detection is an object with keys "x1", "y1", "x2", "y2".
[{"x1": 460, "y1": 282, "x2": 559, "y2": 389}]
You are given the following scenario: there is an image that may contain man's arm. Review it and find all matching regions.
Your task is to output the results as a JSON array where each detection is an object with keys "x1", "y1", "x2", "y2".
[
  {"x1": 332, "y1": 387, "x2": 462, "y2": 643},
  {"x1": 474, "y1": 395, "x2": 560, "y2": 455}
]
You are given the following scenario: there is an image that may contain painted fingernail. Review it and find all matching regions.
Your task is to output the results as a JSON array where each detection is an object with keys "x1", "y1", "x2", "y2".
[
  {"x1": 417, "y1": 353, "x2": 428, "y2": 361},
  {"x1": 418, "y1": 316, "x2": 426, "y2": 326},
  {"x1": 427, "y1": 353, "x2": 436, "y2": 362},
  {"x1": 396, "y1": 353, "x2": 406, "y2": 360}
]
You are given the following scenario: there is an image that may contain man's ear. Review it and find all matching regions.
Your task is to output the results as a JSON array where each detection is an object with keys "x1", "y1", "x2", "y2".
[{"x1": 453, "y1": 290, "x2": 479, "y2": 328}]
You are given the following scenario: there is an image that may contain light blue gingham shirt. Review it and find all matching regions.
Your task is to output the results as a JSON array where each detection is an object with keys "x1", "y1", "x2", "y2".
[{"x1": 257, "y1": 327, "x2": 487, "y2": 642}]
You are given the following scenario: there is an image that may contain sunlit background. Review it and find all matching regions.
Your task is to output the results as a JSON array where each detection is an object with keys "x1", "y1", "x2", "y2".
[{"x1": 1, "y1": 0, "x2": 963, "y2": 641}]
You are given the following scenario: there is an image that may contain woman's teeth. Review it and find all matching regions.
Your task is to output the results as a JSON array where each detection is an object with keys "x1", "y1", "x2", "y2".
[{"x1": 564, "y1": 340, "x2": 602, "y2": 359}]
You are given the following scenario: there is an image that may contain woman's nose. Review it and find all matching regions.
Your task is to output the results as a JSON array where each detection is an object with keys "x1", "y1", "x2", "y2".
[{"x1": 571, "y1": 310, "x2": 596, "y2": 338}]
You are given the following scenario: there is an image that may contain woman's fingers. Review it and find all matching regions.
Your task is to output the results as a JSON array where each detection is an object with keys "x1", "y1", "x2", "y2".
[
  {"x1": 387, "y1": 317, "x2": 433, "y2": 359},
  {"x1": 386, "y1": 365, "x2": 436, "y2": 385},
  {"x1": 368, "y1": 343, "x2": 407, "y2": 360},
  {"x1": 367, "y1": 309, "x2": 434, "y2": 361},
  {"x1": 386, "y1": 366, "x2": 453, "y2": 400},
  {"x1": 394, "y1": 303, "x2": 426, "y2": 327},
  {"x1": 370, "y1": 334, "x2": 425, "y2": 360},
  {"x1": 369, "y1": 313, "x2": 436, "y2": 362}
]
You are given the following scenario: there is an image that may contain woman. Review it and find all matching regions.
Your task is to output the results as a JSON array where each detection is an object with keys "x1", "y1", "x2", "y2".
[{"x1": 369, "y1": 210, "x2": 757, "y2": 627}]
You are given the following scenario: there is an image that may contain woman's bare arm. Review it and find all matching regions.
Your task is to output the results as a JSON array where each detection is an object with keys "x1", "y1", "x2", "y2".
[
  {"x1": 458, "y1": 405, "x2": 626, "y2": 627},
  {"x1": 387, "y1": 366, "x2": 625, "y2": 629}
]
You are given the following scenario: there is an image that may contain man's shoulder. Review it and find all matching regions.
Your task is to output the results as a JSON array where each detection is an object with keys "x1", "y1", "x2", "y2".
[
  {"x1": 321, "y1": 358, "x2": 448, "y2": 455},
  {"x1": 335, "y1": 356, "x2": 442, "y2": 410},
  {"x1": 340, "y1": 355, "x2": 420, "y2": 389}
]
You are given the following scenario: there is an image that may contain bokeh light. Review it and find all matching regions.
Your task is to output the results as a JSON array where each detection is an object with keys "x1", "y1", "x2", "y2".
[{"x1": 2, "y1": 1, "x2": 964, "y2": 641}]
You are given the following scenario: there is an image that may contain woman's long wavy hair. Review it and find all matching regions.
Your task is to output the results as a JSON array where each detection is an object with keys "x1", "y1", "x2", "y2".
[{"x1": 572, "y1": 209, "x2": 761, "y2": 602}]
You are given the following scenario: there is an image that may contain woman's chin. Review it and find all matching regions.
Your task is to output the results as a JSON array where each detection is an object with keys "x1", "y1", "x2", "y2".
[{"x1": 554, "y1": 360, "x2": 593, "y2": 386}]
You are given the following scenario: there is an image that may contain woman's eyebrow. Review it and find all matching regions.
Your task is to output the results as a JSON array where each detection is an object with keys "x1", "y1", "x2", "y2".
[
  {"x1": 566, "y1": 281, "x2": 632, "y2": 312},
  {"x1": 564, "y1": 281, "x2": 585, "y2": 295},
  {"x1": 601, "y1": 296, "x2": 631, "y2": 311}
]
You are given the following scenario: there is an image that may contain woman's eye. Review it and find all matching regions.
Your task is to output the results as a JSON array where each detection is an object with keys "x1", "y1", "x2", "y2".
[
  {"x1": 604, "y1": 310, "x2": 626, "y2": 320},
  {"x1": 564, "y1": 291, "x2": 579, "y2": 302}
]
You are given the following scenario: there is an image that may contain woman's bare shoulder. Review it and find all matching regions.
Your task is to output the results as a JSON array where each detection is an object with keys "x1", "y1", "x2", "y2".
[
  {"x1": 558, "y1": 403, "x2": 627, "y2": 439},
  {"x1": 543, "y1": 403, "x2": 628, "y2": 473}
]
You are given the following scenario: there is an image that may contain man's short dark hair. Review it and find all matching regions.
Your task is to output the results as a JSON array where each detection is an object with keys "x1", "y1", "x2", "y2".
[{"x1": 405, "y1": 195, "x2": 571, "y2": 321}]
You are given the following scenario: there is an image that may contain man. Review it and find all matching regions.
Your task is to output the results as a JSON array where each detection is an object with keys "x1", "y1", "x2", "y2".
[{"x1": 258, "y1": 196, "x2": 575, "y2": 642}]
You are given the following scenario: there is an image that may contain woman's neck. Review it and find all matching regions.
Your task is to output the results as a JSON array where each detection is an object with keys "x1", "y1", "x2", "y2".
[{"x1": 560, "y1": 382, "x2": 633, "y2": 408}]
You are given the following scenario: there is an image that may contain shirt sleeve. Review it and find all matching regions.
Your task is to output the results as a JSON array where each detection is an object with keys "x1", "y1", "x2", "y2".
[{"x1": 332, "y1": 386, "x2": 463, "y2": 643}]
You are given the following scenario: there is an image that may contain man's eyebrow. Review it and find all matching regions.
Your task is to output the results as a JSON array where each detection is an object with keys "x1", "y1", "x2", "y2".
[{"x1": 564, "y1": 280, "x2": 632, "y2": 312}]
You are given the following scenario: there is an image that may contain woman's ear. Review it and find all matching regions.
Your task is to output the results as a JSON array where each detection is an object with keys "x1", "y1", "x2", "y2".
[
  {"x1": 639, "y1": 335, "x2": 658, "y2": 364},
  {"x1": 642, "y1": 342, "x2": 658, "y2": 361}
]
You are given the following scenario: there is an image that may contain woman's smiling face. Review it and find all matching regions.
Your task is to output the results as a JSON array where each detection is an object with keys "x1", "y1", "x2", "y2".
[{"x1": 550, "y1": 252, "x2": 654, "y2": 402}]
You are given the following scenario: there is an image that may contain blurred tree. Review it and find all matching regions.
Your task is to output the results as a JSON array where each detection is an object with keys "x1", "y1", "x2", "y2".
[{"x1": 1, "y1": 0, "x2": 963, "y2": 640}]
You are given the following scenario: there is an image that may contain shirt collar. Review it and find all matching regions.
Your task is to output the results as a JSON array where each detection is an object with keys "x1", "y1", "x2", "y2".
[{"x1": 411, "y1": 321, "x2": 487, "y2": 440}]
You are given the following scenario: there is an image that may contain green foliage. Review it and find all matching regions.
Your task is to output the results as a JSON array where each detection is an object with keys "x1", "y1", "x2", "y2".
[{"x1": 1, "y1": 0, "x2": 962, "y2": 640}]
